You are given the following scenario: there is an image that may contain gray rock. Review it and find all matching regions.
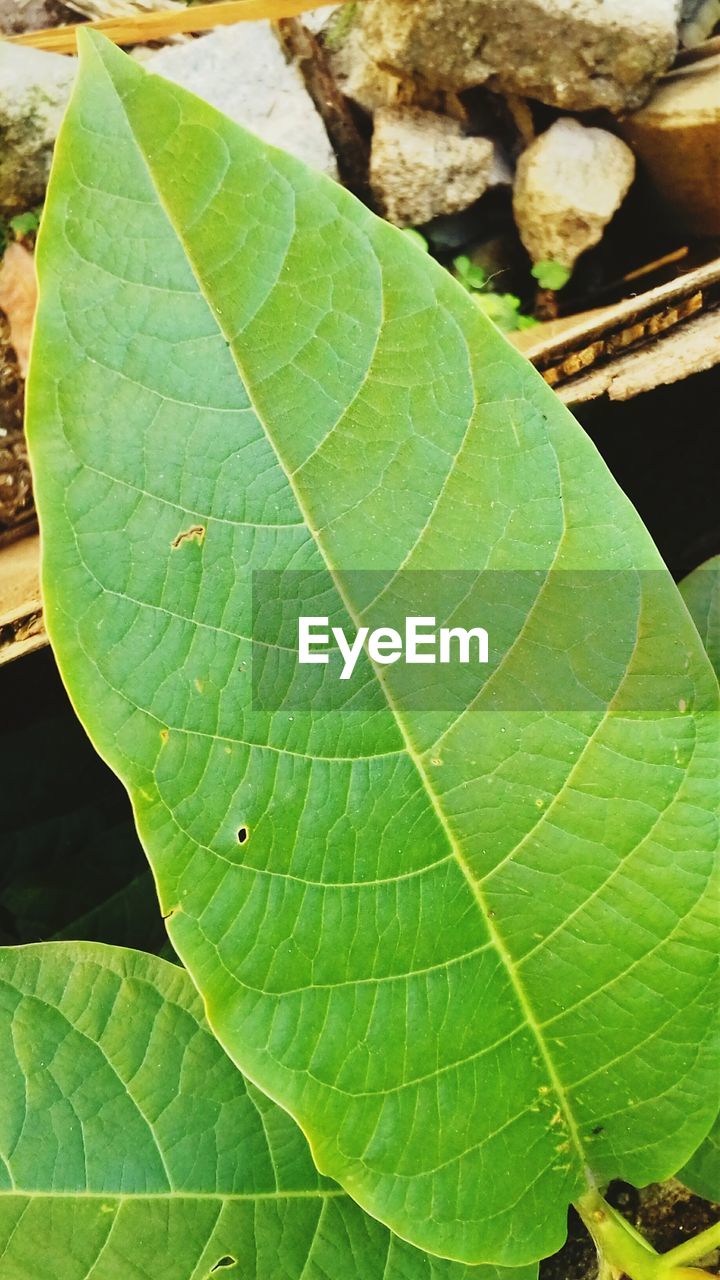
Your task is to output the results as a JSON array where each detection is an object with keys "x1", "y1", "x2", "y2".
[
  {"x1": 370, "y1": 106, "x2": 495, "y2": 227},
  {"x1": 513, "y1": 119, "x2": 636, "y2": 269},
  {"x1": 0, "y1": 43, "x2": 75, "y2": 214},
  {"x1": 0, "y1": 0, "x2": 75, "y2": 34},
  {"x1": 360, "y1": 0, "x2": 682, "y2": 113},
  {"x1": 329, "y1": 24, "x2": 404, "y2": 113},
  {"x1": 148, "y1": 22, "x2": 338, "y2": 177},
  {"x1": 680, "y1": 0, "x2": 720, "y2": 44}
]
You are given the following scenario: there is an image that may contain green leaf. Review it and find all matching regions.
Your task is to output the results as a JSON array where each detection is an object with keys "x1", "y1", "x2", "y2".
[
  {"x1": 678, "y1": 1117, "x2": 720, "y2": 1203},
  {"x1": 453, "y1": 254, "x2": 489, "y2": 290},
  {"x1": 474, "y1": 291, "x2": 527, "y2": 333},
  {"x1": 0, "y1": 943, "x2": 522, "y2": 1280},
  {"x1": 530, "y1": 262, "x2": 571, "y2": 292},
  {"x1": 402, "y1": 228, "x2": 430, "y2": 253},
  {"x1": 680, "y1": 556, "x2": 720, "y2": 683},
  {"x1": 676, "y1": 556, "x2": 720, "y2": 1204},
  {"x1": 27, "y1": 32, "x2": 719, "y2": 1267}
]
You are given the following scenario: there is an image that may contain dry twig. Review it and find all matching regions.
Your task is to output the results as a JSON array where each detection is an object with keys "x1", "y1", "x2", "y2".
[{"x1": 5, "y1": 0, "x2": 335, "y2": 53}]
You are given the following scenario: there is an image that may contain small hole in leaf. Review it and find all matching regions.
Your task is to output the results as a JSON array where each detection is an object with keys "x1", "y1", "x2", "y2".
[
  {"x1": 211, "y1": 1259, "x2": 236, "y2": 1272},
  {"x1": 591, "y1": 1125, "x2": 604, "y2": 1136},
  {"x1": 237, "y1": 826, "x2": 249, "y2": 844},
  {"x1": 170, "y1": 524, "x2": 205, "y2": 549}
]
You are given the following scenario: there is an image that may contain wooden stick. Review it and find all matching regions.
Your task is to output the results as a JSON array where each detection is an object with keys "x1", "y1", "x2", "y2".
[{"x1": 4, "y1": 0, "x2": 335, "y2": 54}]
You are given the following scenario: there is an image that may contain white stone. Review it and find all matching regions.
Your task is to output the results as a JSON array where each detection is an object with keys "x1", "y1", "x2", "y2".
[
  {"x1": 680, "y1": 0, "x2": 720, "y2": 45},
  {"x1": 513, "y1": 119, "x2": 636, "y2": 270},
  {"x1": 148, "y1": 22, "x2": 338, "y2": 177},
  {"x1": 0, "y1": 43, "x2": 75, "y2": 213},
  {"x1": 361, "y1": 0, "x2": 682, "y2": 113},
  {"x1": 370, "y1": 106, "x2": 495, "y2": 227}
]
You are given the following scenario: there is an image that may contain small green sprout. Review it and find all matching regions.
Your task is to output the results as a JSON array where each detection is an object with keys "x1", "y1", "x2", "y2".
[
  {"x1": 9, "y1": 209, "x2": 41, "y2": 240},
  {"x1": 454, "y1": 254, "x2": 489, "y2": 290},
  {"x1": 531, "y1": 260, "x2": 572, "y2": 291},
  {"x1": 323, "y1": 1, "x2": 359, "y2": 51},
  {"x1": 453, "y1": 254, "x2": 538, "y2": 333},
  {"x1": 1, "y1": 205, "x2": 43, "y2": 256}
]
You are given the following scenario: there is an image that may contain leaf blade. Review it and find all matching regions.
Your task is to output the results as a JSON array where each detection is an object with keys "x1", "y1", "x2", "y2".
[
  {"x1": 27, "y1": 32, "x2": 719, "y2": 1265},
  {"x1": 0, "y1": 942, "x2": 522, "y2": 1280},
  {"x1": 676, "y1": 556, "x2": 720, "y2": 1204}
]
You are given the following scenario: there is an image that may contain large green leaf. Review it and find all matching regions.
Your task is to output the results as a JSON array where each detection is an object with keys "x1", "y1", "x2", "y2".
[
  {"x1": 677, "y1": 556, "x2": 720, "y2": 1204},
  {"x1": 680, "y1": 556, "x2": 720, "y2": 684},
  {"x1": 0, "y1": 942, "x2": 522, "y2": 1280},
  {"x1": 27, "y1": 32, "x2": 719, "y2": 1267},
  {"x1": 680, "y1": 1118, "x2": 720, "y2": 1204}
]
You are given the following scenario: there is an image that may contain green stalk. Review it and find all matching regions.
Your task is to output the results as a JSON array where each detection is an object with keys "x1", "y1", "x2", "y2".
[{"x1": 574, "y1": 1190, "x2": 720, "y2": 1280}]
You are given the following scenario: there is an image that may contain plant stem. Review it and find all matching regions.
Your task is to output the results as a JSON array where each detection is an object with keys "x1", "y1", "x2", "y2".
[
  {"x1": 576, "y1": 1189, "x2": 660, "y2": 1280},
  {"x1": 574, "y1": 1190, "x2": 720, "y2": 1280}
]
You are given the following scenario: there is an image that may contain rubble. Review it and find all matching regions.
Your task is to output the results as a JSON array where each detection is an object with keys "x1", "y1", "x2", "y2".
[
  {"x1": 513, "y1": 119, "x2": 636, "y2": 270},
  {"x1": 147, "y1": 22, "x2": 339, "y2": 177},
  {"x1": 360, "y1": 0, "x2": 682, "y2": 113},
  {"x1": 0, "y1": 43, "x2": 75, "y2": 214},
  {"x1": 680, "y1": 0, "x2": 720, "y2": 45},
  {"x1": 622, "y1": 55, "x2": 720, "y2": 235},
  {"x1": 370, "y1": 107, "x2": 494, "y2": 227},
  {"x1": 328, "y1": 24, "x2": 404, "y2": 114},
  {"x1": 0, "y1": 1, "x2": 75, "y2": 32}
]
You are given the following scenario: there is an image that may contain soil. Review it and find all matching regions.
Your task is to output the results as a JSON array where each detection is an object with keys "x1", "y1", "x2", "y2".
[{"x1": 0, "y1": 313, "x2": 33, "y2": 546}]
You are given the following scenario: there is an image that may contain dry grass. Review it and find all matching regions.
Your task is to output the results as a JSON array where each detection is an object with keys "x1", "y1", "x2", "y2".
[{"x1": 4, "y1": 0, "x2": 335, "y2": 54}]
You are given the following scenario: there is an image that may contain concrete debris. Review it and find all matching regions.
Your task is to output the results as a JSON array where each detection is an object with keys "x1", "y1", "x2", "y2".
[
  {"x1": 0, "y1": 1, "x2": 75, "y2": 32},
  {"x1": 513, "y1": 119, "x2": 636, "y2": 270},
  {"x1": 370, "y1": 106, "x2": 495, "y2": 227},
  {"x1": 360, "y1": 0, "x2": 682, "y2": 113},
  {"x1": 147, "y1": 22, "x2": 339, "y2": 177},
  {"x1": 680, "y1": 0, "x2": 720, "y2": 45},
  {"x1": 0, "y1": 43, "x2": 75, "y2": 214},
  {"x1": 328, "y1": 24, "x2": 404, "y2": 113},
  {"x1": 622, "y1": 57, "x2": 720, "y2": 236}
]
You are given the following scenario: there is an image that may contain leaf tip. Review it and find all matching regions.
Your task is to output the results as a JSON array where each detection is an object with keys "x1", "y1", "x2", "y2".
[{"x1": 76, "y1": 25, "x2": 137, "y2": 83}]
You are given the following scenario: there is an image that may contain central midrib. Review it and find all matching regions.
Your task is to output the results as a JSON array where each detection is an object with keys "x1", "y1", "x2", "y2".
[{"x1": 105, "y1": 61, "x2": 589, "y2": 1189}]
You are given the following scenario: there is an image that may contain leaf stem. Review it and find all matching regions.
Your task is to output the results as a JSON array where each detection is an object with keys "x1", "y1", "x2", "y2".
[
  {"x1": 576, "y1": 1189, "x2": 659, "y2": 1280},
  {"x1": 574, "y1": 1191, "x2": 720, "y2": 1280}
]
